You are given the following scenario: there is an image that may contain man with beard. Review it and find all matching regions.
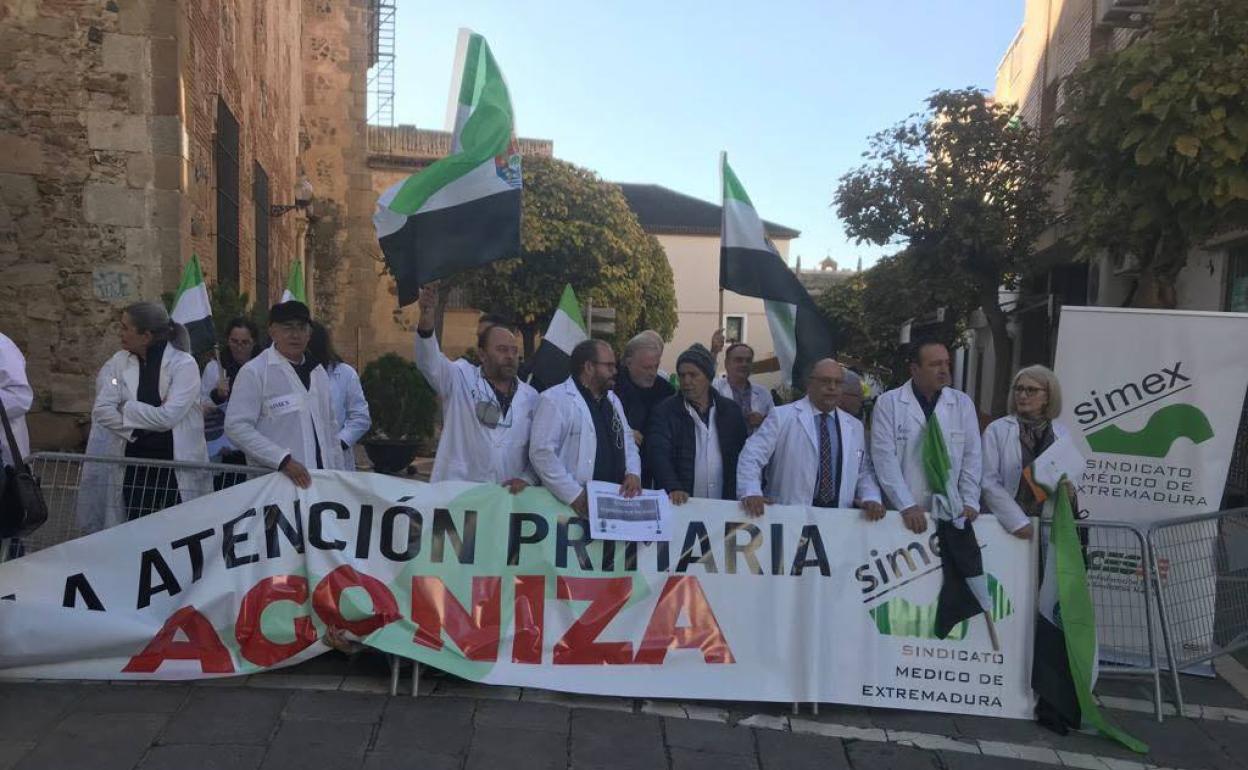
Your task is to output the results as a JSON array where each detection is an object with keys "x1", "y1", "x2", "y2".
[
  {"x1": 415, "y1": 285, "x2": 537, "y2": 491},
  {"x1": 530, "y1": 339, "x2": 641, "y2": 515},
  {"x1": 612, "y1": 331, "x2": 674, "y2": 484}
]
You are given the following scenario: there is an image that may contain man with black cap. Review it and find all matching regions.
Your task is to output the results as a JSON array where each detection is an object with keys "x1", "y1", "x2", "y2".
[
  {"x1": 226, "y1": 301, "x2": 344, "y2": 487},
  {"x1": 645, "y1": 344, "x2": 747, "y2": 504}
]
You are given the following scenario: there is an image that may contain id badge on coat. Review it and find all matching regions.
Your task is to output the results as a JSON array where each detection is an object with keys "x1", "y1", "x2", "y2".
[{"x1": 265, "y1": 394, "x2": 301, "y2": 417}]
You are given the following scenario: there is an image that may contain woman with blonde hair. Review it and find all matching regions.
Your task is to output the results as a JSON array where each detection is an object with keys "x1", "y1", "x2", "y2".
[{"x1": 980, "y1": 364, "x2": 1071, "y2": 539}]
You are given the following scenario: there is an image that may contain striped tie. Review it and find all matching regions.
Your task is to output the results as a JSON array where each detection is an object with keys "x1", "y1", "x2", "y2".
[{"x1": 815, "y1": 412, "x2": 837, "y2": 507}]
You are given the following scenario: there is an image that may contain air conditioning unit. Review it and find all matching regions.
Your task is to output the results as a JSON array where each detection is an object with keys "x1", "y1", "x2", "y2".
[{"x1": 1097, "y1": 0, "x2": 1157, "y2": 28}]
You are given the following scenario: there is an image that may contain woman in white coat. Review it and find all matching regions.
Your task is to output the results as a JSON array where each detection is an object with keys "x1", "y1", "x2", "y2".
[
  {"x1": 309, "y1": 322, "x2": 370, "y2": 471},
  {"x1": 88, "y1": 301, "x2": 211, "y2": 525},
  {"x1": 980, "y1": 364, "x2": 1071, "y2": 539}
]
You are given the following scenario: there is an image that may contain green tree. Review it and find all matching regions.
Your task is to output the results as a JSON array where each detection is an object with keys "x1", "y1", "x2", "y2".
[
  {"x1": 835, "y1": 88, "x2": 1053, "y2": 416},
  {"x1": 1053, "y1": 0, "x2": 1248, "y2": 308},
  {"x1": 456, "y1": 155, "x2": 677, "y2": 355},
  {"x1": 819, "y1": 252, "x2": 970, "y2": 385}
]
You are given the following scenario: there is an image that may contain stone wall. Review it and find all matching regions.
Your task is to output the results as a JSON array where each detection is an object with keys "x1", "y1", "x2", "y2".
[{"x1": 0, "y1": 0, "x2": 310, "y2": 448}]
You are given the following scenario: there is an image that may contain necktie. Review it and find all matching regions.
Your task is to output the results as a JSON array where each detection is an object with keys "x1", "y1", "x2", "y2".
[{"x1": 815, "y1": 412, "x2": 837, "y2": 507}]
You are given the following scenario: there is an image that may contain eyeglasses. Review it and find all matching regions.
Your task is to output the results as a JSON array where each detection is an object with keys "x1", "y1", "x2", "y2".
[{"x1": 1013, "y1": 385, "x2": 1046, "y2": 396}]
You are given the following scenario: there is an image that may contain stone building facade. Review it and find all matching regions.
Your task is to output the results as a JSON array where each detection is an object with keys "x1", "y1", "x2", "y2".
[{"x1": 0, "y1": 0, "x2": 374, "y2": 447}]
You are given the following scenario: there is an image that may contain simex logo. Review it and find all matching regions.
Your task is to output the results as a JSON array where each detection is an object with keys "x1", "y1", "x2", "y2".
[{"x1": 1074, "y1": 362, "x2": 1213, "y2": 458}]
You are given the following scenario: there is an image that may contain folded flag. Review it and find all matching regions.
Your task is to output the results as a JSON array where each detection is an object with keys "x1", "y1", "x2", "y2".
[
  {"x1": 374, "y1": 30, "x2": 522, "y2": 306},
  {"x1": 1035, "y1": 481, "x2": 1148, "y2": 753},
  {"x1": 718, "y1": 154, "x2": 835, "y2": 384},
  {"x1": 527, "y1": 284, "x2": 587, "y2": 393},
  {"x1": 170, "y1": 254, "x2": 214, "y2": 356},
  {"x1": 280, "y1": 259, "x2": 306, "y2": 304}
]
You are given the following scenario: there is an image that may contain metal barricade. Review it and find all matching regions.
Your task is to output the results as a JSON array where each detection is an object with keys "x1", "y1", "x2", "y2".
[
  {"x1": 1040, "y1": 518, "x2": 1168, "y2": 721},
  {"x1": 1149, "y1": 507, "x2": 1248, "y2": 715},
  {"x1": 2, "y1": 451, "x2": 271, "y2": 559}
]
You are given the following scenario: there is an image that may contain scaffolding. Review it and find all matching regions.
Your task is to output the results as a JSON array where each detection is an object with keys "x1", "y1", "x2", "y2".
[{"x1": 367, "y1": 0, "x2": 397, "y2": 131}]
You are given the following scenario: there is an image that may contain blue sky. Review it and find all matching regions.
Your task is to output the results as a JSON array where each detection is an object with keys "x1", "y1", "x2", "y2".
[{"x1": 386, "y1": 1, "x2": 1024, "y2": 269}]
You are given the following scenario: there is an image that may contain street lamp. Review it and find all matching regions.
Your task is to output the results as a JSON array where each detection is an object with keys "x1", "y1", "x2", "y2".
[{"x1": 270, "y1": 176, "x2": 314, "y2": 217}]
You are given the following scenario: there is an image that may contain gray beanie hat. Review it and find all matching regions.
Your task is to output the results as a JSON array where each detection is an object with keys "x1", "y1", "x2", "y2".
[{"x1": 676, "y1": 343, "x2": 715, "y2": 381}]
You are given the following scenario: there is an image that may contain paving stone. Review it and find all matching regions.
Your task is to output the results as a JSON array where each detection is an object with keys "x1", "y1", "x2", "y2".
[
  {"x1": 1054, "y1": 727, "x2": 1155, "y2": 762},
  {"x1": 0, "y1": 743, "x2": 33, "y2": 770},
  {"x1": 282, "y1": 690, "x2": 385, "y2": 723},
  {"x1": 1174, "y1": 674, "x2": 1248, "y2": 708},
  {"x1": 247, "y1": 674, "x2": 344, "y2": 691},
  {"x1": 466, "y1": 724, "x2": 566, "y2": 770},
  {"x1": 0, "y1": 683, "x2": 85, "y2": 741},
  {"x1": 521, "y1": 688, "x2": 634, "y2": 713},
  {"x1": 756, "y1": 728, "x2": 850, "y2": 770},
  {"x1": 363, "y1": 749, "x2": 461, "y2": 770},
  {"x1": 434, "y1": 678, "x2": 522, "y2": 701},
  {"x1": 159, "y1": 688, "x2": 289, "y2": 746},
  {"x1": 664, "y1": 717, "x2": 756, "y2": 755},
  {"x1": 671, "y1": 746, "x2": 759, "y2": 770},
  {"x1": 1196, "y1": 717, "x2": 1248, "y2": 757},
  {"x1": 14, "y1": 712, "x2": 167, "y2": 770},
  {"x1": 137, "y1": 744, "x2": 265, "y2": 770},
  {"x1": 1111, "y1": 711, "x2": 1237, "y2": 770},
  {"x1": 475, "y1": 698, "x2": 569, "y2": 735},
  {"x1": 952, "y1": 713, "x2": 1055, "y2": 744},
  {"x1": 257, "y1": 719, "x2": 373, "y2": 770},
  {"x1": 373, "y1": 696, "x2": 474, "y2": 757},
  {"x1": 570, "y1": 709, "x2": 666, "y2": 770},
  {"x1": 73, "y1": 685, "x2": 189, "y2": 714},
  {"x1": 938, "y1": 750, "x2": 1054, "y2": 770},
  {"x1": 792, "y1": 704, "x2": 878, "y2": 729},
  {"x1": 844, "y1": 740, "x2": 942, "y2": 770},
  {"x1": 868, "y1": 707, "x2": 961, "y2": 737}
]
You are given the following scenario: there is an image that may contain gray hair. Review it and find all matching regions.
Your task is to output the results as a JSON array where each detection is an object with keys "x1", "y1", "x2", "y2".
[
  {"x1": 842, "y1": 368, "x2": 862, "y2": 394},
  {"x1": 1008, "y1": 364, "x2": 1062, "y2": 421},
  {"x1": 124, "y1": 301, "x2": 190, "y2": 352},
  {"x1": 622, "y1": 330, "x2": 663, "y2": 362}
]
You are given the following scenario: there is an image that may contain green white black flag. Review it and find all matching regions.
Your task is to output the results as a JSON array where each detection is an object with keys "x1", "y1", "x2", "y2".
[
  {"x1": 374, "y1": 30, "x2": 521, "y2": 306},
  {"x1": 718, "y1": 154, "x2": 834, "y2": 384},
  {"x1": 280, "y1": 260, "x2": 306, "y2": 304},
  {"x1": 170, "y1": 254, "x2": 214, "y2": 356},
  {"x1": 527, "y1": 284, "x2": 587, "y2": 393}
]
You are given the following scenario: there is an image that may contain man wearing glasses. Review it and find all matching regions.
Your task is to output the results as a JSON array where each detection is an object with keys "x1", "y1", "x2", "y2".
[
  {"x1": 415, "y1": 285, "x2": 537, "y2": 492},
  {"x1": 530, "y1": 339, "x2": 642, "y2": 515},
  {"x1": 226, "y1": 301, "x2": 344, "y2": 488},
  {"x1": 737, "y1": 358, "x2": 882, "y2": 520}
]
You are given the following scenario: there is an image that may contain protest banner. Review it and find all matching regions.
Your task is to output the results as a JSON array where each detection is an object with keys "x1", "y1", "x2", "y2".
[
  {"x1": 1055, "y1": 306, "x2": 1248, "y2": 668},
  {"x1": 0, "y1": 472, "x2": 1037, "y2": 718}
]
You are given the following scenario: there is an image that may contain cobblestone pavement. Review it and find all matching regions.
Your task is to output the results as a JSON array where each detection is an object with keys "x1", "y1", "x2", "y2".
[{"x1": 1, "y1": 654, "x2": 1247, "y2": 770}]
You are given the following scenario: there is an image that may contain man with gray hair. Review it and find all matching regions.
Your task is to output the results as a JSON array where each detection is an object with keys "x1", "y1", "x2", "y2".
[
  {"x1": 840, "y1": 368, "x2": 865, "y2": 419},
  {"x1": 613, "y1": 330, "x2": 674, "y2": 485}
]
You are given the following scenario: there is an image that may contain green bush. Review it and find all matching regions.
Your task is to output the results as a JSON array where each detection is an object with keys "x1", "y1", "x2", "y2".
[{"x1": 360, "y1": 353, "x2": 436, "y2": 441}]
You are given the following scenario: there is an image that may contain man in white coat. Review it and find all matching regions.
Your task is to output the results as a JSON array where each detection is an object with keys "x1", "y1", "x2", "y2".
[
  {"x1": 226, "y1": 301, "x2": 343, "y2": 488},
  {"x1": 415, "y1": 285, "x2": 537, "y2": 491},
  {"x1": 0, "y1": 332, "x2": 32, "y2": 468},
  {"x1": 738, "y1": 358, "x2": 883, "y2": 518},
  {"x1": 871, "y1": 341, "x2": 982, "y2": 534},
  {"x1": 711, "y1": 339, "x2": 773, "y2": 435},
  {"x1": 529, "y1": 339, "x2": 641, "y2": 515}
]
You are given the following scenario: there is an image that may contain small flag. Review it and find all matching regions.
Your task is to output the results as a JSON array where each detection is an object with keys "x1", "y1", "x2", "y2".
[
  {"x1": 280, "y1": 260, "x2": 306, "y2": 304},
  {"x1": 1034, "y1": 482, "x2": 1148, "y2": 752},
  {"x1": 718, "y1": 154, "x2": 835, "y2": 384},
  {"x1": 374, "y1": 30, "x2": 522, "y2": 306},
  {"x1": 170, "y1": 254, "x2": 214, "y2": 356},
  {"x1": 527, "y1": 284, "x2": 587, "y2": 393}
]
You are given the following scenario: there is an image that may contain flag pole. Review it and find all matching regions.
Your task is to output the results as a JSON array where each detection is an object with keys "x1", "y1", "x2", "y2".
[{"x1": 717, "y1": 151, "x2": 726, "y2": 337}]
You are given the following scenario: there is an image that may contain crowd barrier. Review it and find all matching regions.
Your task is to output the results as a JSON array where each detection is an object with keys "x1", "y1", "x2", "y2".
[{"x1": 5, "y1": 453, "x2": 1247, "y2": 712}]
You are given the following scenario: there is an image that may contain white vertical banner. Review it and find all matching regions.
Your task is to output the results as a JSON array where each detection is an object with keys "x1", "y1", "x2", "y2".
[{"x1": 1054, "y1": 306, "x2": 1248, "y2": 667}]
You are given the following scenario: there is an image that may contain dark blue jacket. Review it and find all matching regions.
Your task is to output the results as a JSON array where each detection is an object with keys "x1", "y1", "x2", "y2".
[{"x1": 645, "y1": 391, "x2": 747, "y2": 501}]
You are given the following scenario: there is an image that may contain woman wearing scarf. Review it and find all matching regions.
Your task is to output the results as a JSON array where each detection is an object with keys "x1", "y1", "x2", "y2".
[{"x1": 980, "y1": 365, "x2": 1073, "y2": 539}]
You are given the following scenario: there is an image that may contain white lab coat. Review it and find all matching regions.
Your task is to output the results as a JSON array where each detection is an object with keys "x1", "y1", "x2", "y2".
[
  {"x1": 200, "y1": 359, "x2": 235, "y2": 460},
  {"x1": 870, "y1": 381, "x2": 983, "y2": 514},
  {"x1": 981, "y1": 415, "x2": 1071, "y2": 533},
  {"x1": 529, "y1": 377, "x2": 642, "y2": 505},
  {"x1": 416, "y1": 332, "x2": 536, "y2": 484},
  {"x1": 737, "y1": 397, "x2": 880, "y2": 507},
  {"x1": 86, "y1": 346, "x2": 212, "y2": 531},
  {"x1": 326, "y1": 362, "x2": 371, "y2": 471},
  {"x1": 225, "y1": 346, "x2": 344, "y2": 471},
  {"x1": 0, "y1": 333, "x2": 32, "y2": 467},
  {"x1": 712, "y1": 376, "x2": 774, "y2": 427}
]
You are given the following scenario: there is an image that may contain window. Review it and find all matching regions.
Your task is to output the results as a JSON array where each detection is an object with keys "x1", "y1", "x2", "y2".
[
  {"x1": 1226, "y1": 243, "x2": 1248, "y2": 313},
  {"x1": 724, "y1": 315, "x2": 746, "y2": 344},
  {"x1": 214, "y1": 99, "x2": 240, "y2": 290},
  {"x1": 253, "y1": 162, "x2": 270, "y2": 307}
]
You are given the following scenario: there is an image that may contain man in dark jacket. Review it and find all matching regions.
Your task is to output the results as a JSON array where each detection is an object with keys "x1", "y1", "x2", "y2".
[
  {"x1": 613, "y1": 331, "x2": 675, "y2": 485},
  {"x1": 645, "y1": 344, "x2": 748, "y2": 503}
]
